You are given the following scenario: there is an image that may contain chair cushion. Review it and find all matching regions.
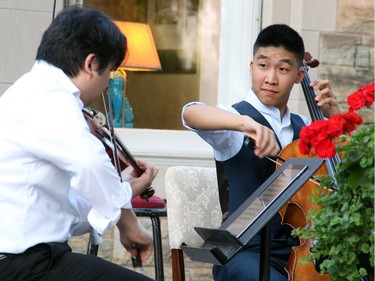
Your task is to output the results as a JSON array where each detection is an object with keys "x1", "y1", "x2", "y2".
[
  {"x1": 131, "y1": 194, "x2": 165, "y2": 208},
  {"x1": 165, "y1": 166, "x2": 222, "y2": 249}
]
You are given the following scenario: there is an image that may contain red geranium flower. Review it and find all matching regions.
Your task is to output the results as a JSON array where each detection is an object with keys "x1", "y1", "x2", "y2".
[
  {"x1": 299, "y1": 82, "x2": 373, "y2": 158},
  {"x1": 341, "y1": 111, "x2": 363, "y2": 133},
  {"x1": 314, "y1": 138, "x2": 337, "y2": 158},
  {"x1": 327, "y1": 115, "x2": 346, "y2": 136},
  {"x1": 347, "y1": 92, "x2": 366, "y2": 111},
  {"x1": 347, "y1": 82, "x2": 375, "y2": 111},
  {"x1": 362, "y1": 82, "x2": 375, "y2": 106},
  {"x1": 299, "y1": 120, "x2": 338, "y2": 158}
]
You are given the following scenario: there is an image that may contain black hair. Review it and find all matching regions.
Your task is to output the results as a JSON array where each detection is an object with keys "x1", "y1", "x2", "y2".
[
  {"x1": 36, "y1": 5, "x2": 126, "y2": 77},
  {"x1": 253, "y1": 24, "x2": 305, "y2": 66}
]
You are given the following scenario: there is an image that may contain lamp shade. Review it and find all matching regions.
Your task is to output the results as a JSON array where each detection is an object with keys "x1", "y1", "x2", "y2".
[{"x1": 114, "y1": 21, "x2": 162, "y2": 71}]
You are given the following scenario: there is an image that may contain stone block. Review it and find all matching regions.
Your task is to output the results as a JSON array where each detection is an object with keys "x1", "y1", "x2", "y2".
[
  {"x1": 337, "y1": 0, "x2": 374, "y2": 34},
  {"x1": 320, "y1": 33, "x2": 362, "y2": 66}
]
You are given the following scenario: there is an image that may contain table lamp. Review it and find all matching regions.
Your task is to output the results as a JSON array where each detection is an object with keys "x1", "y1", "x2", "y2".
[{"x1": 110, "y1": 21, "x2": 162, "y2": 128}]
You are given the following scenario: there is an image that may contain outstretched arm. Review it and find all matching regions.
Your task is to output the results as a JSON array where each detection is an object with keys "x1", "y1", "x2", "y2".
[{"x1": 183, "y1": 103, "x2": 280, "y2": 158}]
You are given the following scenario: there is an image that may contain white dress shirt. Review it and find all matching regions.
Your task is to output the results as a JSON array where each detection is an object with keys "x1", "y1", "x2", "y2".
[
  {"x1": 181, "y1": 90, "x2": 309, "y2": 161},
  {"x1": 0, "y1": 61, "x2": 133, "y2": 254}
]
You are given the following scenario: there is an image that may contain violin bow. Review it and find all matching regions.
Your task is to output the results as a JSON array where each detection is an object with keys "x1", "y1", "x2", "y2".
[
  {"x1": 104, "y1": 90, "x2": 145, "y2": 273},
  {"x1": 104, "y1": 91, "x2": 123, "y2": 178},
  {"x1": 243, "y1": 135, "x2": 324, "y2": 187}
]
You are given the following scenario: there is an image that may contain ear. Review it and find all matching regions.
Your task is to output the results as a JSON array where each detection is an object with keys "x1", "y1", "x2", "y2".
[
  {"x1": 82, "y1": 53, "x2": 97, "y2": 77},
  {"x1": 295, "y1": 68, "x2": 305, "y2": 84},
  {"x1": 249, "y1": 61, "x2": 254, "y2": 74}
]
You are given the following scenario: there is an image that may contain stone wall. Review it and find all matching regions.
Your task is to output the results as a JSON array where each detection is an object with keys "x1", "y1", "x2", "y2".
[{"x1": 320, "y1": 0, "x2": 374, "y2": 123}]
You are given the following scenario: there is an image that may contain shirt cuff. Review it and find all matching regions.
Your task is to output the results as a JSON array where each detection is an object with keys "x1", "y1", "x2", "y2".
[
  {"x1": 120, "y1": 181, "x2": 133, "y2": 209},
  {"x1": 87, "y1": 181, "x2": 133, "y2": 235},
  {"x1": 181, "y1": 101, "x2": 204, "y2": 130},
  {"x1": 87, "y1": 208, "x2": 120, "y2": 235}
]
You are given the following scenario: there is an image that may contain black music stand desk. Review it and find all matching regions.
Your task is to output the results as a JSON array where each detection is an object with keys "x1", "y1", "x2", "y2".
[{"x1": 180, "y1": 157, "x2": 325, "y2": 265}]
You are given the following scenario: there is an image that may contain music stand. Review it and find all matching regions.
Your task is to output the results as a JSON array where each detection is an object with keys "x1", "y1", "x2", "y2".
[{"x1": 180, "y1": 158, "x2": 324, "y2": 270}]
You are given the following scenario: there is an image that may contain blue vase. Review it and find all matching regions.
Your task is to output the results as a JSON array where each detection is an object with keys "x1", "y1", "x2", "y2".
[{"x1": 109, "y1": 74, "x2": 124, "y2": 128}]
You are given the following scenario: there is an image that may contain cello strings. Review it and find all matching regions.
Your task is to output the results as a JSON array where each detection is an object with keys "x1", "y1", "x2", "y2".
[{"x1": 301, "y1": 62, "x2": 339, "y2": 188}]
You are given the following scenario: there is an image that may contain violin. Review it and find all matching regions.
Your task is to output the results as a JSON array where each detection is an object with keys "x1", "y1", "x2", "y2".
[
  {"x1": 83, "y1": 107, "x2": 154, "y2": 270},
  {"x1": 278, "y1": 52, "x2": 340, "y2": 280},
  {"x1": 83, "y1": 107, "x2": 155, "y2": 199}
]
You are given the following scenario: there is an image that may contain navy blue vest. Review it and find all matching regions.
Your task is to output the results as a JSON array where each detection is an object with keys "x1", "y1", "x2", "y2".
[{"x1": 217, "y1": 100, "x2": 305, "y2": 246}]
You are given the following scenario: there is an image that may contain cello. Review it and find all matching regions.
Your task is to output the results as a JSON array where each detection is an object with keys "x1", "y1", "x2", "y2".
[{"x1": 278, "y1": 52, "x2": 340, "y2": 280}]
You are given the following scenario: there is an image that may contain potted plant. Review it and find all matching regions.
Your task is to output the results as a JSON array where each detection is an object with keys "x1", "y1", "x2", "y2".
[{"x1": 296, "y1": 82, "x2": 374, "y2": 281}]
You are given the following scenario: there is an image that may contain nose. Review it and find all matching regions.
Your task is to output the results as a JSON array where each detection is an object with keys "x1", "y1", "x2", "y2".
[{"x1": 265, "y1": 69, "x2": 278, "y2": 85}]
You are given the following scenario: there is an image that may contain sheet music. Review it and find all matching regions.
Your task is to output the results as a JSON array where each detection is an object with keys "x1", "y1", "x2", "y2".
[{"x1": 225, "y1": 164, "x2": 307, "y2": 236}]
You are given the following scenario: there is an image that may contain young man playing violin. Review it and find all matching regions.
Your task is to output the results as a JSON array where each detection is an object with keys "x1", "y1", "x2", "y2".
[
  {"x1": 182, "y1": 24, "x2": 340, "y2": 281},
  {"x1": 0, "y1": 6, "x2": 158, "y2": 281}
]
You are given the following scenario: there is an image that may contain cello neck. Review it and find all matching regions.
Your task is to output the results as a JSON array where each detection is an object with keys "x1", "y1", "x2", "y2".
[
  {"x1": 300, "y1": 54, "x2": 340, "y2": 182},
  {"x1": 301, "y1": 62, "x2": 325, "y2": 122}
]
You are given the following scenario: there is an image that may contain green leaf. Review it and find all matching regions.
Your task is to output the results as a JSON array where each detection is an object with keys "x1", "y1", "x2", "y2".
[{"x1": 298, "y1": 121, "x2": 374, "y2": 281}]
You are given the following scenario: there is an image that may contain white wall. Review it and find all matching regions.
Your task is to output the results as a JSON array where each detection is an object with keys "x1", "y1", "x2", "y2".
[
  {"x1": 217, "y1": 0, "x2": 262, "y2": 105},
  {"x1": 0, "y1": 0, "x2": 65, "y2": 95}
]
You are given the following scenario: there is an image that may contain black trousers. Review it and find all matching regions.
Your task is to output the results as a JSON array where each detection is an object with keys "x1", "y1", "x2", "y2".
[{"x1": 0, "y1": 242, "x2": 154, "y2": 281}]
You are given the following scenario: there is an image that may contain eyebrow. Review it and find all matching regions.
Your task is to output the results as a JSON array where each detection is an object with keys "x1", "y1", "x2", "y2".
[{"x1": 255, "y1": 54, "x2": 294, "y2": 66}]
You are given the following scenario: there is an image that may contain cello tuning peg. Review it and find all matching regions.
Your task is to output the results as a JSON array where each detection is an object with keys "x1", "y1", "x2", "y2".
[
  {"x1": 304, "y1": 52, "x2": 312, "y2": 62},
  {"x1": 309, "y1": 59, "x2": 320, "y2": 68},
  {"x1": 304, "y1": 52, "x2": 320, "y2": 68}
]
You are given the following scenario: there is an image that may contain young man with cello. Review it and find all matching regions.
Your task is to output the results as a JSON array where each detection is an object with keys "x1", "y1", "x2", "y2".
[
  {"x1": 0, "y1": 6, "x2": 158, "y2": 281},
  {"x1": 182, "y1": 24, "x2": 340, "y2": 281}
]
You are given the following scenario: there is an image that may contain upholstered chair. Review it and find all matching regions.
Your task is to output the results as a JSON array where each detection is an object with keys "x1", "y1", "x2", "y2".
[{"x1": 165, "y1": 166, "x2": 222, "y2": 281}]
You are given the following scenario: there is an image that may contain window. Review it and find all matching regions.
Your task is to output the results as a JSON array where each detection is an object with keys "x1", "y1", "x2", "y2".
[
  {"x1": 85, "y1": 0, "x2": 203, "y2": 130},
  {"x1": 85, "y1": 0, "x2": 260, "y2": 129}
]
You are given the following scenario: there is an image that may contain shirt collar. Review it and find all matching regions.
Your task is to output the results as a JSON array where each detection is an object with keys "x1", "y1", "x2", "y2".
[
  {"x1": 245, "y1": 89, "x2": 291, "y2": 125},
  {"x1": 32, "y1": 60, "x2": 83, "y2": 109}
]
